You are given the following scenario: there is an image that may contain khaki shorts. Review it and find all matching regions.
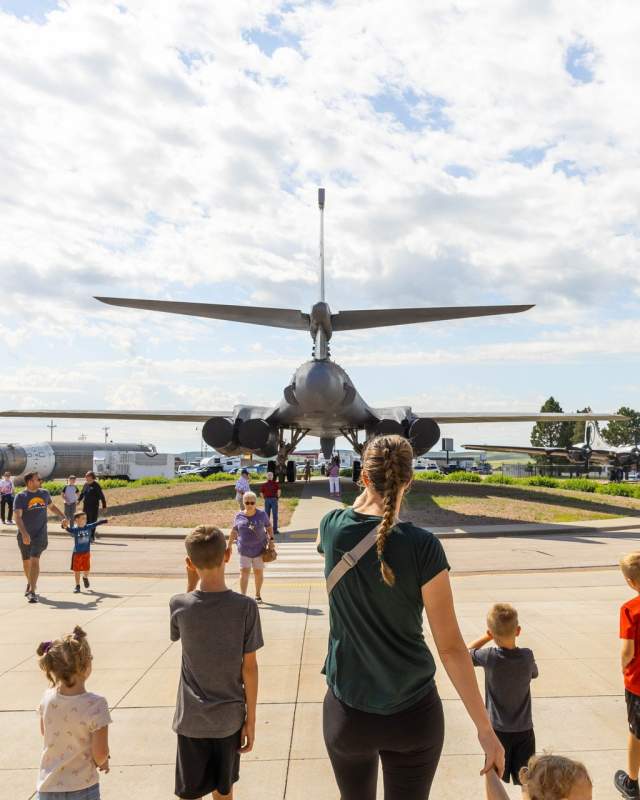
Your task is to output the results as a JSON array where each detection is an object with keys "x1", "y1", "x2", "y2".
[{"x1": 239, "y1": 554, "x2": 265, "y2": 570}]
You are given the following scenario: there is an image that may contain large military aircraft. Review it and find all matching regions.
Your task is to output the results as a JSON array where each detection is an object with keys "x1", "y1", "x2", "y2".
[
  {"x1": 0, "y1": 190, "x2": 624, "y2": 478},
  {"x1": 464, "y1": 422, "x2": 639, "y2": 480}
]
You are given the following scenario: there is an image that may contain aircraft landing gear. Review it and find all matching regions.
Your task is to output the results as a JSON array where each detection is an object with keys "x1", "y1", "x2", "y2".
[{"x1": 275, "y1": 428, "x2": 309, "y2": 484}]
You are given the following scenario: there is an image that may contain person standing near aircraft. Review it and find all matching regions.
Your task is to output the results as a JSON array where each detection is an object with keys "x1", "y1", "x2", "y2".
[
  {"x1": 327, "y1": 458, "x2": 340, "y2": 497},
  {"x1": 317, "y1": 435, "x2": 504, "y2": 799},
  {"x1": 0, "y1": 470, "x2": 14, "y2": 524},
  {"x1": 234, "y1": 469, "x2": 250, "y2": 510},
  {"x1": 14, "y1": 471, "x2": 67, "y2": 603},
  {"x1": 260, "y1": 471, "x2": 281, "y2": 536},
  {"x1": 78, "y1": 471, "x2": 107, "y2": 541},
  {"x1": 228, "y1": 492, "x2": 274, "y2": 603}
]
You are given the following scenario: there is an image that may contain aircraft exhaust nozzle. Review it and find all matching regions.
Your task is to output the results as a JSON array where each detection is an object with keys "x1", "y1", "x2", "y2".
[
  {"x1": 238, "y1": 419, "x2": 278, "y2": 457},
  {"x1": 202, "y1": 417, "x2": 235, "y2": 450},
  {"x1": 372, "y1": 419, "x2": 405, "y2": 437},
  {"x1": 408, "y1": 418, "x2": 440, "y2": 456}
]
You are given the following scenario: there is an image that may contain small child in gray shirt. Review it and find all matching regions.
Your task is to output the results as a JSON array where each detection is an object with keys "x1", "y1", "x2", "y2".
[
  {"x1": 170, "y1": 525, "x2": 263, "y2": 800},
  {"x1": 468, "y1": 602, "x2": 538, "y2": 788}
]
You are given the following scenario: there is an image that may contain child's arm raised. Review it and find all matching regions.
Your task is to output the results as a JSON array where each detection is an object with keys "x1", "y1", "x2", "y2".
[
  {"x1": 485, "y1": 769, "x2": 510, "y2": 800},
  {"x1": 91, "y1": 726, "x2": 110, "y2": 773},
  {"x1": 467, "y1": 632, "x2": 493, "y2": 651},
  {"x1": 240, "y1": 650, "x2": 258, "y2": 754},
  {"x1": 423, "y1": 571, "x2": 505, "y2": 778}
]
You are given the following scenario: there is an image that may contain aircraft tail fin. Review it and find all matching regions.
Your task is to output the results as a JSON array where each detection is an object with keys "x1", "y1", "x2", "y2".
[
  {"x1": 331, "y1": 304, "x2": 534, "y2": 330},
  {"x1": 95, "y1": 297, "x2": 310, "y2": 331},
  {"x1": 318, "y1": 187, "x2": 326, "y2": 302}
]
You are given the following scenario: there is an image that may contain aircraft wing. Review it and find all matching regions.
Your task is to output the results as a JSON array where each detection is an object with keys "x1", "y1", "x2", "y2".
[
  {"x1": 462, "y1": 444, "x2": 571, "y2": 457},
  {"x1": 331, "y1": 304, "x2": 534, "y2": 330},
  {"x1": 96, "y1": 297, "x2": 310, "y2": 331},
  {"x1": 416, "y1": 412, "x2": 626, "y2": 423},
  {"x1": 0, "y1": 410, "x2": 232, "y2": 422}
]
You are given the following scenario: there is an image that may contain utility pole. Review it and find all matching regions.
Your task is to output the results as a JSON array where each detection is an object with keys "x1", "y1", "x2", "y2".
[
  {"x1": 102, "y1": 426, "x2": 110, "y2": 444},
  {"x1": 47, "y1": 420, "x2": 57, "y2": 441}
]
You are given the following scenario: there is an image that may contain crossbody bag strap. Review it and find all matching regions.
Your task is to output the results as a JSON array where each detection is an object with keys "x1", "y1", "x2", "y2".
[{"x1": 325, "y1": 525, "x2": 381, "y2": 595}]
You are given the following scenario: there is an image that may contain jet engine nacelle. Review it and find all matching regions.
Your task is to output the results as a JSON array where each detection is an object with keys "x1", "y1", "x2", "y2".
[
  {"x1": 238, "y1": 419, "x2": 279, "y2": 458},
  {"x1": 202, "y1": 417, "x2": 243, "y2": 456},
  {"x1": 408, "y1": 418, "x2": 441, "y2": 457}
]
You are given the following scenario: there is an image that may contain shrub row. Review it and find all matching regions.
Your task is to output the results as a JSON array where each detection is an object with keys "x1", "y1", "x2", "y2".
[{"x1": 412, "y1": 470, "x2": 640, "y2": 500}]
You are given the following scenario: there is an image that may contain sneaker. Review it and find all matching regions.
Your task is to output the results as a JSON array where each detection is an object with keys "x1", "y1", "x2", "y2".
[
  {"x1": 74, "y1": 585, "x2": 81, "y2": 594},
  {"x1": 255, "y1": 595, "x2": 263, "y2": 603},
  {"x1": 24, "y1": 584, "x2": 30, "y2": 596},
  {"x1": 28, "y1": 592, "x2": 38, "y2": 603},
  {"x1": 82, "y1": 576, "x2": 90, "y2": 589},
  {"x1": 615, "y1": 770, "x2": 640, "y2": 799}
]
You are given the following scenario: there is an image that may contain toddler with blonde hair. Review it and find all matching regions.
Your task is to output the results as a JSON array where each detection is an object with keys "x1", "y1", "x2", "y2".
[{"x1": 36, "y1": 625, "x2": 111, "y2": 799}]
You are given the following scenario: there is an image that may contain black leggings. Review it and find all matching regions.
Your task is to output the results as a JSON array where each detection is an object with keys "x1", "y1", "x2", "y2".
[
  {"x1": 1, "y1": 495, "x2": 13, "y2": 523},
  {"x1": 323, "y1": 686, "x2": 444, "y2": 800}
]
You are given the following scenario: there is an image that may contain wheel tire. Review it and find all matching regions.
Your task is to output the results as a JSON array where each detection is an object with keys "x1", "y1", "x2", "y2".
[
  {"x1": 352, "y1": 460, "x2": 361, "y2": 484},
  {"x1": 286, "y1": 460, "x2": 296, "y2": 483}
]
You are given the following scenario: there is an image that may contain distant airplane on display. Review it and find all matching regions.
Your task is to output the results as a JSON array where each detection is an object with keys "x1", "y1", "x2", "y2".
[
  {"x1": 464, "y1": 422, "x2": 639, "y2": 481},
  {"x1": 0, "y1": 190, "x2": 625, "y2": 479}
]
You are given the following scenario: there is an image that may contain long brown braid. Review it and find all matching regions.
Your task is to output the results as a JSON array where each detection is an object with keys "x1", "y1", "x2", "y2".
[{"x1": 361, "y1": 434, "x2": 414, "y2": 586}]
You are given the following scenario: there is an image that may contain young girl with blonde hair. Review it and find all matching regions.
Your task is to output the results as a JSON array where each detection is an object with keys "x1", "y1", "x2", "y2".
[
  {"x1": 36, "y1": 625, "x2": 111, "y2": 800},
  {"x1": 486, "y1": 754, "x2": 592, "y2": 799},
  {"x1": 318, "y1": 434, "x2": 504, "y2": 800}
]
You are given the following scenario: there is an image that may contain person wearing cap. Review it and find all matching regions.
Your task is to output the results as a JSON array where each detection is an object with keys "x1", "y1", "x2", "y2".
[
  {"x1": 260, "y1": 471, "x2": 281, "y2": 536},
  {"x1": 234, "y1": 469, "x2": 251, "y2": 510}
]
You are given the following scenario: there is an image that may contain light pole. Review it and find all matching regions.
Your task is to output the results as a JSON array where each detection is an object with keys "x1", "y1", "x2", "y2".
[
  {"x1": 47, "y1": 420, "x2": 57, "y2": 441},
  {"x1": 102, "y1": 426, "x2": 110, "y2": 444}
]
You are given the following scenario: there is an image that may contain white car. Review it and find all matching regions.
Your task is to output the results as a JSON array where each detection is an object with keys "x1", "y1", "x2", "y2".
[{"x1": 176, "y1": 464, "x2": 199, "y2": 476}]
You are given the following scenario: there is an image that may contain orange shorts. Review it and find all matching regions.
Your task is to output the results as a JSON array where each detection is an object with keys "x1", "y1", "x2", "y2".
[{"x1": 71, "y1": 552, "x2": 91, "y2": 573}]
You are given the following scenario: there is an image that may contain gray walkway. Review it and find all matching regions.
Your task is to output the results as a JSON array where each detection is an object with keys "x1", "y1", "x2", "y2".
[{"x1": 0, "y1": 566, "x2": 632, "y2": 800}]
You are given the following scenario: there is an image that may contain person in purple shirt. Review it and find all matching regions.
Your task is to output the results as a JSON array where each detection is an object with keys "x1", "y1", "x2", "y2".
[{"x1": 228, "y1": 491, "x2": 274, "y2": 603}]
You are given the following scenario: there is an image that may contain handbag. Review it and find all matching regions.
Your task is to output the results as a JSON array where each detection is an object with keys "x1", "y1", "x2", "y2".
[{"x1": 261, "y1": 540, "x2": 278, "y2": 563}]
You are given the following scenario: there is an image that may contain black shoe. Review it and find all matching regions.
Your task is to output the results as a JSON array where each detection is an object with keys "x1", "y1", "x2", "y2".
[
  {"x1": 74, "y1": 585, "x2": 81, "y2": 594},
  {"x1": 28, "y1": 592, "x2": 38, "y2": 603},
  {"x1": 82, "y1": 576, "x2": 90, "y2": 588},
  {"x1": 24, "y1": 584, "x2": 30, "y2": 597},
  {"x1": 615, "y1": 770, "x2": 640, "y2": 799}
]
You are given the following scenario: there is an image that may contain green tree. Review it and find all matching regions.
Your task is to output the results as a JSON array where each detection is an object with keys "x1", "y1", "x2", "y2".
[
  {"x1": 530, "y1": 397, "x2": 574, "y2": 448},
  {"x1": 572, "y1": 406, "x2": 592, "y2": 444},
  {"x1": 601, "y1": 407, "x2": 640, "y2": 446}
]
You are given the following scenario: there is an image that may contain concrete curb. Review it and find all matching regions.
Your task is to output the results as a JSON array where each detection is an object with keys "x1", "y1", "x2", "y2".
[{"x1": 2, "y1": 517, "x2": 640, "y2": 542}]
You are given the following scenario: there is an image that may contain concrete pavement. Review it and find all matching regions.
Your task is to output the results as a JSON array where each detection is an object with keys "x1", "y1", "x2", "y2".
[
  {"x1": 0, "y1": 566, "x2": 632, "y2": 800},
  {"x1": 2, "y1": 478, "x2": 639, "y2": 798}
]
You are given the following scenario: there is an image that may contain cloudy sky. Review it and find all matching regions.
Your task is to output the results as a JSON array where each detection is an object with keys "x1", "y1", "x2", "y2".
[{"x1": 0, "y1": 0, "x2": 638, "y2": 454}]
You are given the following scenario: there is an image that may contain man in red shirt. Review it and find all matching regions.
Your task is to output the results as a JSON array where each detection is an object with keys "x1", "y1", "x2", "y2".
[
  {"x1": 616, "y1": 552, "x2": 640, "y2": 799},
  {"x1": 260, "y1": 472, "x2": 281, "y2": 536}
]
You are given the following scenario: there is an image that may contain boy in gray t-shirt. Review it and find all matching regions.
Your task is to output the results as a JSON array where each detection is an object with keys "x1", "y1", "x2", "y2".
[
  {"x1": 468, "y1": 603, "x2": 538, "y2": 787},
  {"x1": 170, "y1": 525, "x2": 263, "y2": 800}
]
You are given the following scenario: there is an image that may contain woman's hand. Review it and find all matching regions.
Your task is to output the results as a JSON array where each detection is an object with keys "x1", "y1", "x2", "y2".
[{"x1": 477, "y1": 727, "x2": 505, "y2": 777}]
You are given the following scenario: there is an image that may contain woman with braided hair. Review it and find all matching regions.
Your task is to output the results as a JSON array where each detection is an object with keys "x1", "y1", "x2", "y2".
[{"x1": 317, "y1": 434, "x2": 504, "y2": 800}]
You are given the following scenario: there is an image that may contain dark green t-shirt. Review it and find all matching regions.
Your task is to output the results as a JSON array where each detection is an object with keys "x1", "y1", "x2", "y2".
[{"x1": 318, "y1": 507, "x2": 450, "y2": 714}]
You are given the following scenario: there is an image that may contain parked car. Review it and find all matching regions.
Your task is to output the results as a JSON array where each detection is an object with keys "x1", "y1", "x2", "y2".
[{"x1": 177, "y1": 464, "x2": 200, "y2": 476}]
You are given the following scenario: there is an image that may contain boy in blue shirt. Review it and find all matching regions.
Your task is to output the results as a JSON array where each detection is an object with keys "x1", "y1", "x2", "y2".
[{"x1": 63, "y1": 512, "x2": 109, "y2": 593}]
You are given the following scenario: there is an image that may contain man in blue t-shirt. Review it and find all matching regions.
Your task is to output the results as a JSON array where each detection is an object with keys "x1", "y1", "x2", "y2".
[{"x1": 14, "y1": 471, "x2": 67, "y2": 603}]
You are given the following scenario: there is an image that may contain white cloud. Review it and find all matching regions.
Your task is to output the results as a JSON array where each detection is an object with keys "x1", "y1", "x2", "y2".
[{"x1": 0, "y1": 0, "x2": 638, "y2": 452}]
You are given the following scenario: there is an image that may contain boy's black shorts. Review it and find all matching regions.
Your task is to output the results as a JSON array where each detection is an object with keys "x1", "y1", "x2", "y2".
[
  {"x1": 626, "y1": 689, "x2": 640, "y2": 738},
  {"x1": 495, "y1": 729, "x2": 536, "y2": 785},
  {"x1": 175, "y1": 728, "x2": 241, "y2": 799}
]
